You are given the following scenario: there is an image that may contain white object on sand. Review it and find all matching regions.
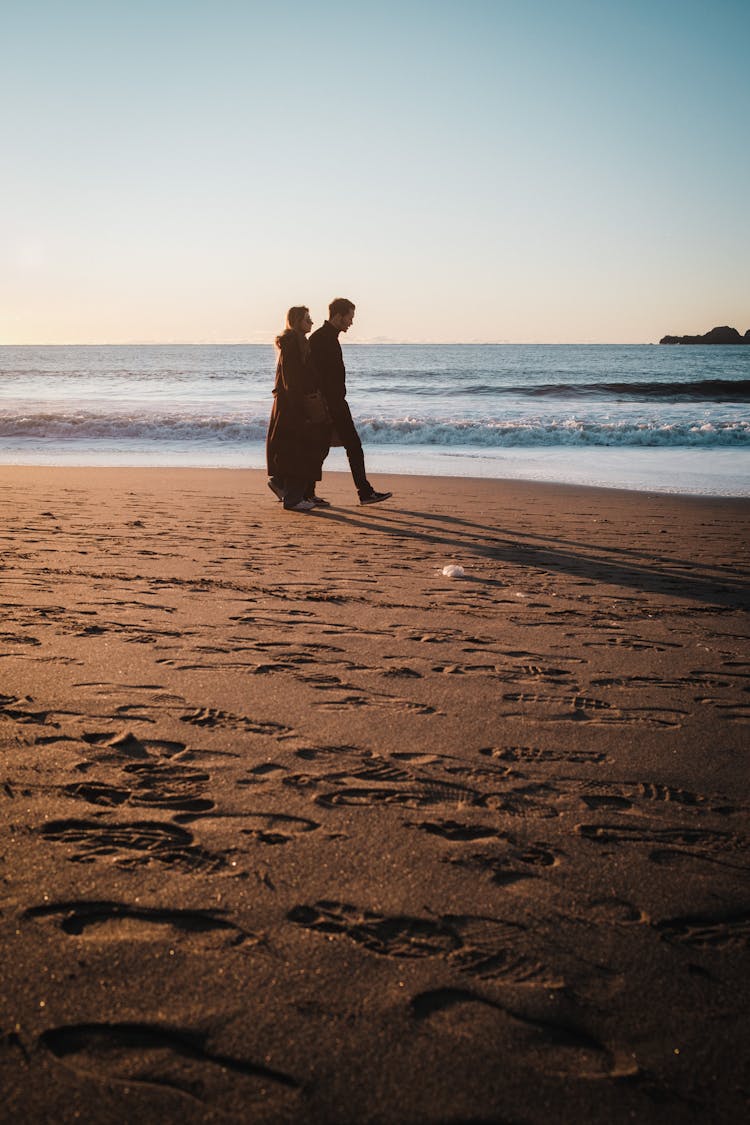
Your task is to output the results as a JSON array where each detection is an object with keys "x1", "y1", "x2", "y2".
[{"x1": 442, "y1": 564, "x2": 465, "y2": 578}]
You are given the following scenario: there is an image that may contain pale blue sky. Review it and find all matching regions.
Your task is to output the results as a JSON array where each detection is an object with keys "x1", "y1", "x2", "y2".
[{"x1": 2, "y1": 0, "x2": 748, "y2": 343}]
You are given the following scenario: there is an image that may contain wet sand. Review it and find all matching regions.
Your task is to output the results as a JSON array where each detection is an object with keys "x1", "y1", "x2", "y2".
[{"x1": 1, "y1": 465, "x2": 749, "y2": 1124}]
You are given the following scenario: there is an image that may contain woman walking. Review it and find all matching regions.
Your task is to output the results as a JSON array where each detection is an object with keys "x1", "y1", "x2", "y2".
[{"x1": 266, "y1": 306, "x2": 329, "y2": 511}]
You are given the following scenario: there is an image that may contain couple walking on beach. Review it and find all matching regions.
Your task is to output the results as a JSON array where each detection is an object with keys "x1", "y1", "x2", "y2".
[{"x1": 266, "y1": 297, "x2": 393, "y2": 512}]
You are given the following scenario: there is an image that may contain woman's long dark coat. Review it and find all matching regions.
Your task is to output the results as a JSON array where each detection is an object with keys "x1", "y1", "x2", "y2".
[{"x1": 266, "y1": 333, "x2": 328, "y2": 482}]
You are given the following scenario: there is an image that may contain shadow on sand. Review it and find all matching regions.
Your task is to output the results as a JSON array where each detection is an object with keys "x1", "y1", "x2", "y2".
[{"x1": 307, "y1": 504, "x2": 750, "y2": 611}]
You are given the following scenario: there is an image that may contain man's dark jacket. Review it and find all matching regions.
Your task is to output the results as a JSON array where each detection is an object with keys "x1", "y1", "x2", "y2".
[
  {"x1": 309, "y1": 321, "x2": 347, "y2": 410},
  {"x1": 308, "y1": 319, "x2": 369, "y2": 492}
]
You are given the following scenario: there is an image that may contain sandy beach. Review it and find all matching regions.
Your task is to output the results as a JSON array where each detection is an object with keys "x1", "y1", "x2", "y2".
[{"x1": 1, "y1": 465, "x2": 748, "y2": 1124}]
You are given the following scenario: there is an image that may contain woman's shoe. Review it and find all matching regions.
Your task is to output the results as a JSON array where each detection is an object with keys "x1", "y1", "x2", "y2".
[{"x1": 284, "y1": 498, "x2": 315, "y2": 512}]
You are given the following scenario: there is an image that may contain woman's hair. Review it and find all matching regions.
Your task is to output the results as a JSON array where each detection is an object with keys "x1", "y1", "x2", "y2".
[{"x1": 275, "y1": 306, "x2": 310, "y2": 354}]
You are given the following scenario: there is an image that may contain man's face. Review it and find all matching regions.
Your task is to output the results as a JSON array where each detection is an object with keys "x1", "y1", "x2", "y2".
[{"x1": 338, "y1": 309, "x2": 355, "y2": 333}]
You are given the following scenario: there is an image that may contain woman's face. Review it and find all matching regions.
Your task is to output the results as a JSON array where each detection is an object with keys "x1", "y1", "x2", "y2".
[{"x1": 299, "y1": 310, "x2": 313, "y2": 334}]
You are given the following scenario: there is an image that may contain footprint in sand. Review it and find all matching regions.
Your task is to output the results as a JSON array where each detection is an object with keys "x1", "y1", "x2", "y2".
[
  {"x1": 313, "y1": 778, "x2": 480, "y2": 810},
  {"x1": 41, "y1": 818, "x2": 223, "y2": 871},
  {"x1": 480, "y1": 746, "x2": 607, "y2": 765},
  {"x1": 287, "y1": 900, "x2": 551, "y2": 983},
  {"x1": 180, "y1": 707, "x2": 290, "y2": 736},
  {"x1": 39, "y1": 1023, "x2": 300, "y2": 1108},
  {"x1": 655, "y1": 910, "x2": 750, "y2": 950},
  {"x1": 410, "y1": 987, "x2": 630, "y2": 1079},
  {"x1": 576, "y1": 821, "x2": 750, "y2": 874},
  {"x1": 173, "y1": 810, "x2": 320, "y2": 847},
  {"x1": 24, "y1": 900, "x2": 258, "y2": 947}
]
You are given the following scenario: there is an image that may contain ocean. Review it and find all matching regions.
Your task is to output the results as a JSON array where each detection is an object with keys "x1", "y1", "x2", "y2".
[{"x1": 1, "y1": 343, "x2": 749, "y2": 496}]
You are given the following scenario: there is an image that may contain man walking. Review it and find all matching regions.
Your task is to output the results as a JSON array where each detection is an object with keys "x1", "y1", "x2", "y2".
[{"x1": 309, "y1": 297, "x2": 392, "y2": 506}]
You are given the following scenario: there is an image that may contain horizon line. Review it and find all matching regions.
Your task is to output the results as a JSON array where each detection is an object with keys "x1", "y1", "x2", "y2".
[{"x1": 1, "y1": 338, "x2": 657, "y2": 347}]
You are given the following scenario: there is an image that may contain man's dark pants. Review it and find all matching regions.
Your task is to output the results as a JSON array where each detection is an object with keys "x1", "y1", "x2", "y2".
[{"x1": 329, "y1": 400, "x2": 369, "y2": 496}]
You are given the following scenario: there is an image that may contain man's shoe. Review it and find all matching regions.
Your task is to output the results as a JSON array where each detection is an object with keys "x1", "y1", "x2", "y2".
[
  {"x1": 359, "y1": 490, "x2": 392, "y2": 505},
  {"x1": 284, "y1": 498, "x2": 315, "y2": 512},
  {"x1": 268, "y1": 478, "x2": 284, "y2": 501},
  {"x1": 307, "y1": 495, "x2": 331, "y2": 508}
]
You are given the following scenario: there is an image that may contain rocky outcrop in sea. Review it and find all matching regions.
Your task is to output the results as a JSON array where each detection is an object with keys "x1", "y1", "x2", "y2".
[{"x1": 660, "y1": 325, "x2": 750, "y2": 345}]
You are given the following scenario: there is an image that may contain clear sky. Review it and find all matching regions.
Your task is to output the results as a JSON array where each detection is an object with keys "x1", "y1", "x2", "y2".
[{"x1": 2, "y1": 0, "x2": 748, "y2": 344}]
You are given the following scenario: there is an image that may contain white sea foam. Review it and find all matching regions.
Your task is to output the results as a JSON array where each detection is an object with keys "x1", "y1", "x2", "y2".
[
  {"x1": 356, "y1": 416, "x2": 750, "y2": 447},
  {"x1": 1, "y1": 409, "x2": 748, "y2": 449}
]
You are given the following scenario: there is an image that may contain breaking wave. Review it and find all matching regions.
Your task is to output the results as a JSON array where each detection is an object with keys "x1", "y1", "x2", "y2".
[
  {"x1": 495, "y1": 378, "x2": 750, "y2": 401},
  {"x1": 2, "y1": 409, "x2": 749, "y2": 448}
]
